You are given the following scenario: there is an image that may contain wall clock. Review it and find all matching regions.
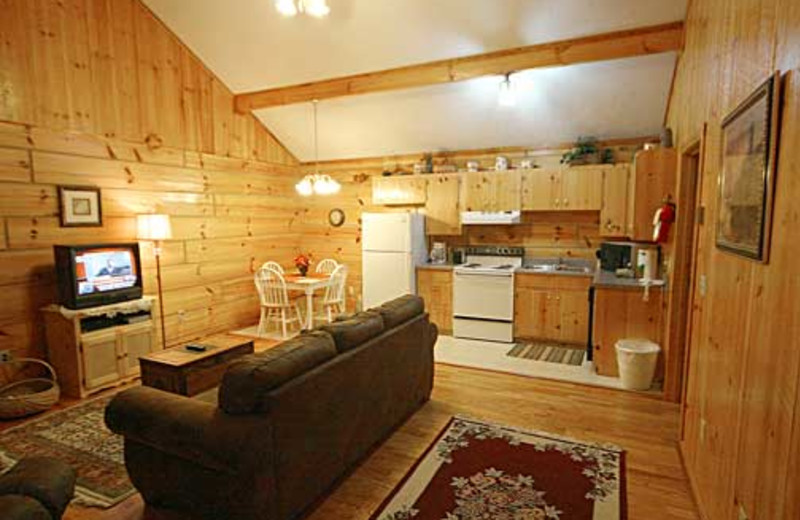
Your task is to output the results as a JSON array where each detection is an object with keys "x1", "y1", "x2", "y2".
[{"x1": 328, "y1": 208, "x2": 346, "y2": 227}]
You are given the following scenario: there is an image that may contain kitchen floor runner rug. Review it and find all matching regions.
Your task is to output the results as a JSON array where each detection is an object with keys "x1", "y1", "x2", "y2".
[
  {"x1": 0, "y1": 394, "x2": 134, "y2": 508},
  {"x1": 507, "y1": 342, "x2": 586, "y2": 366},
  {"x1": 371, "y1": 416, "x2": 626, "y2": 520}
]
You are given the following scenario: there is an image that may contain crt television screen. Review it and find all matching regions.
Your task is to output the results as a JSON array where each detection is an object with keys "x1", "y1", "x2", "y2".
[{"x1": 74, "y1": 247, "x2": 138, "y2": 295}]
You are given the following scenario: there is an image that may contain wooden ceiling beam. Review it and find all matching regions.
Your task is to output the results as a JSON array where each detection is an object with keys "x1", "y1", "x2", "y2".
[{"x1": 235, "y1": 21, "x2": 684, "y2": 113}]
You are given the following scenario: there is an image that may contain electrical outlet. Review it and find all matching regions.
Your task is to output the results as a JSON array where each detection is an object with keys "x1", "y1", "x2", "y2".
[
  {"x1": 699, "y1": 417, "x2": 707, "y2": 443},
  {"x1": 177, "y1": 310, "x2": 186, "y2": 324},
  {"x1": 0, "y1": 350, "x2": 12, "y2": 363},
  {"x1": 699, "y1": 274, "x2": 708, "y2": 297}
]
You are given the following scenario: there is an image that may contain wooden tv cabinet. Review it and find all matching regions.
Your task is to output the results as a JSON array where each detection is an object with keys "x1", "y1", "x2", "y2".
[{"x1": 42, "y1": 297, "x2": 160, "y2": 399}]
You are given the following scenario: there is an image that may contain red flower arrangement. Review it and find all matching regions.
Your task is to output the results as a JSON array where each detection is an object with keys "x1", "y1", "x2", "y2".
[{"x1": 294, "y1": 254, "x2": 311, "y2": 276}]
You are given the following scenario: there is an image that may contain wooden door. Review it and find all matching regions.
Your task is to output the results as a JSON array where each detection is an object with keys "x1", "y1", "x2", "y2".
[
  {"x1": 560, "y1": 167, "x2": 603, "y2": 210},
  {"x1": 372, "y1": 176, "x2": 427, "y2": 205},
  {"x1": 81, "y1": 329, "x2": 123, "y2": 390},
  {"x1": 425, "y1": 174, "x2": 461, "y2": 236},
  {"x1": 416, "y1": 269, "x2": 453, "y2": 333},
  {"x1": 120, "y1": 323, "x2": 156, "y2": 377},
  {"x1": 558, "y1": 290, "x2": 590, "y2": 344},
  {"x1": 463, "y1": 171, "x2": 521, "y2": 212},
  {"x1": 600, "y1": 164, "x2": 630, "y2": 237},
  {"x1": 521, "y1": 169, "x2": 558, "y2": 211}
]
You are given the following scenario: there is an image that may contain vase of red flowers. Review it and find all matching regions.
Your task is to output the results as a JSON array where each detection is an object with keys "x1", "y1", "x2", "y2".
[{"x1": 294, "y1": 254, "x2": 310, "y2": 277}]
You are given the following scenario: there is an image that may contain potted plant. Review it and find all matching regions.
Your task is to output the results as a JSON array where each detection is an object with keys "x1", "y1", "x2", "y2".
[
  {"x1": 561, "y1": 136, "x2": 603, "y2": 166},
  {"x1": 294, "y1": 254, "x2": 311, "y2": 276}
]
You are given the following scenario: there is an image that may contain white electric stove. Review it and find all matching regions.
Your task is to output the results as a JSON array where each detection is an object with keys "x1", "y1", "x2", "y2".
[{"x1": 453, "y1": 246, "x2": 524, "y2": 343}]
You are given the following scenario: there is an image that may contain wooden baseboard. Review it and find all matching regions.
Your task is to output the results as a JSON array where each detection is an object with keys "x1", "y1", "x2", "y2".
[{"x1": 678, "y1": 440, "x2": 709, "y2": 520}]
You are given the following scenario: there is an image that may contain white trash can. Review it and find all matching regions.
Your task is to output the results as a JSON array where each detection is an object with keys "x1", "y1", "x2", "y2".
[{"x1": 615, "y1": 339, "x2": 660, "y2": 390}]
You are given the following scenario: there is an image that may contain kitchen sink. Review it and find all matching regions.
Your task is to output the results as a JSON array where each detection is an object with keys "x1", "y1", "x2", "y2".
[{"x1": 525, "y1": 263, "x2": 593, "y2": 274}]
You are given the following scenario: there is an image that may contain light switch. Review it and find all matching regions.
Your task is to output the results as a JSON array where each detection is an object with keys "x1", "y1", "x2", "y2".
[{"x1": 699, "y1": 274, "x2": 707, "y2": 297}]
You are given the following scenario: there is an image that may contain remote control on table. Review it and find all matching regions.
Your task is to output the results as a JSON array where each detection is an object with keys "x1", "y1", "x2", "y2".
[{"x1": 185, "y1": 344, "x2": 208, "y2": 352}]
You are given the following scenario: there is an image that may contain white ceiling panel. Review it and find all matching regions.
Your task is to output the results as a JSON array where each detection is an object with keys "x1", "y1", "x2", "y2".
[
  {"x1": 143, "y1": 0, "x2": 686, "y2": 92},
  {"x1": 254, "y1": 53, "x2": 677, "y2": 161}
]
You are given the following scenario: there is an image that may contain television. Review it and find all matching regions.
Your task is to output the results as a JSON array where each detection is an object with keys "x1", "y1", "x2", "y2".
[{"x1": 54, "y1": 243, "x2": 143, "y2": 310}]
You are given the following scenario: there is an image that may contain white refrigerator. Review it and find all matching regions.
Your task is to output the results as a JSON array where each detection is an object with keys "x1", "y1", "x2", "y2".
[{"x1": 361, "y1": 212, "x2": 427, "y2": 309}]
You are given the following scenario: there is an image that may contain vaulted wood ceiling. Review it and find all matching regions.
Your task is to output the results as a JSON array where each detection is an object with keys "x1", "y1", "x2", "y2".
[{"x1": 143, "y1": 0, "x2": 688, "y2": 161}]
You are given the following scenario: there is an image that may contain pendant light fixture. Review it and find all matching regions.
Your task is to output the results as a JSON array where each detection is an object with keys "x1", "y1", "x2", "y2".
[
  {"x1": 275, "y1": 0, "x2": 330, "y2": 18},
  {"x1": 498, "y1": 73, "x2": 516, "y2": 107},
  {"x1": 296, "y1": 100, "x2": 340, "y2": 197}
]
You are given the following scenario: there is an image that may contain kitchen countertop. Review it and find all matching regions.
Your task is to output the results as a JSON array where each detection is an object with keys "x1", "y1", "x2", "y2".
[
  {"x1": 592, "y1": 269, "x2": 667, "y2": 289},
  {"x1": 417, "y1": 263, "x2": 456, "y2": 271}
]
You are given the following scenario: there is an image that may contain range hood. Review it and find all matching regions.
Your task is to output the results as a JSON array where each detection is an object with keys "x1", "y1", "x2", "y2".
[{"x1": 460, "y1": 211, "x2": 521, "y2": 225}]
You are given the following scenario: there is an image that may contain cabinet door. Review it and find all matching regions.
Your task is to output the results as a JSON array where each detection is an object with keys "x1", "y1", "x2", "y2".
[
  {"x1": 425, "y1": 174, "x2": 461, "y2": 236},
  {"x1": 600, "y1": 165, "x2": 630, "y2": 237},
  {"x1": 558, "y1": 290, "x2": 590, "y2": 344},
  {"x1": 629, "y1": 149, "x2": 677, "y2": 241},
  {"x1": 521, "y1": 169, "x2": 559, "y2": 211},
  {"x1": 416, "y1": 269, "x2": 453, "y2": 333},
  {"x1": 81, "y1": 330, "x2": 123, "y2": 390},
  {"x1": 120, "y1": 324, "x2": 156, "y2": 377},
  {"x1": 463, "y1": 171, "x2": 521, "y2": 212},
  {"x1": 514, "y1": 287, "x2": 550, "y2": 339},
  {"x1": 561, "y1": 168, "x2": 603, "y2": 210},
  {"x1": 372, "y1": 176, "x2": 427, "y2": 205}
]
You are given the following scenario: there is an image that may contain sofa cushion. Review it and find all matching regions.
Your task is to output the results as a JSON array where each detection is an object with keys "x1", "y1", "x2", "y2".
[
  {"x1": 374, "y1": 295, "x2": 425, "y2": 329},
  {"x1": 219, "y1": 331, "x2": 337, "y2": 414},
  {"x1": 319, "y1": 311, "x2": 384, "y2": 353}
]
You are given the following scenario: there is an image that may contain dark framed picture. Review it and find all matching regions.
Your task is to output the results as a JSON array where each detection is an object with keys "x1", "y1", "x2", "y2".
[
  {"x1": 58, "y1": 186, "x2": 103, "y2": 227},
  {"x1": 716, "y1": 72, "x2": 781, "y2": 262}
]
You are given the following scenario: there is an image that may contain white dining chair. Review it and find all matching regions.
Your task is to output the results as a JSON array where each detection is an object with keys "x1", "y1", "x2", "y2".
[
  {"x1": 315, "y1": 258, "x2": 339, "y2": 275},
  {"x1": 254, "y1": 266, "x2": 304, "y2": 338},
  {"x1": 261, "y1": 261, "x2": 284, "y2": 274},
  {"x1": 319, "y1": 264, "x2": 348, "y2": 323}
]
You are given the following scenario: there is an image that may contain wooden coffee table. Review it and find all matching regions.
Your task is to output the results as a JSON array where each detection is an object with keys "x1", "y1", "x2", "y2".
[{"x1": 139, "y1": 334, "x2": 255, "y2": 396}]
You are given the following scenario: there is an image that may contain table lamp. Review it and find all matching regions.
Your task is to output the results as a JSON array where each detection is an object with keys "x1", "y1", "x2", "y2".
[{"x1": 137, "y1": 214, "x2": 172, "y2": 348}]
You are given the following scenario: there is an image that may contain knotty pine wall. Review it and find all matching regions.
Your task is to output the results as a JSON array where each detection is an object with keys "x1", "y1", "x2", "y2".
[
  {"x1": 297, "y1": 144, "x2": 642, "y2": 311},
  {"x1": 666, "y1": 0, "x2": 799, "y2": 519},
  {"x1": 0, "y1": 0, "x2": 302, "y2": 358}
]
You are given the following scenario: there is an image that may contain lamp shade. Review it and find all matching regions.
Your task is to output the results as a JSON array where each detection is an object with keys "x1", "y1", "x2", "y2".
[{"x1": 137, "y1": 214, "x2": 172, "y2": 241}]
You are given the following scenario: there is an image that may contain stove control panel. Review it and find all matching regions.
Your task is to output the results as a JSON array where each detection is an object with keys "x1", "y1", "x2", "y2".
[{"x1": 465, "y1": 245, "x2": 525, "y2": 258}]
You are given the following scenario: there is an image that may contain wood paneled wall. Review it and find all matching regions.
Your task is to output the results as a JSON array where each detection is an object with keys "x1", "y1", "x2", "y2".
[
  {"x1": 297, "y1": 146, "x2": 641, "y2": 311},
  {"x1": 0, "y1": 0, "x2": 302, "y2": 358},
  {"x1": 667, "y1": 0, "x2": 800, "y2": 519}
]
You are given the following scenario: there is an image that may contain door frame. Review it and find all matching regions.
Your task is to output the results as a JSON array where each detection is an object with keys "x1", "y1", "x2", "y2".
[{"x1": 664, "y1": 129, "x2": 706, "y2": 404}]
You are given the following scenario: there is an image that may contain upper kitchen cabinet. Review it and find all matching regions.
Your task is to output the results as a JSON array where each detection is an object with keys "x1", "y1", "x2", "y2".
[
  {"x1": 521, "y1": 169, "x2": 559, "y2": 210},
  {"x1": 600, "y1": 164, "x2": 630, "y2": 237},
  {"x1": 521, "y1": 167, "x2": 602, "y2": 211},
  {"x1": 425, "y1": 174, "x2": 462, "y2": 236},
  {"x1": 627, "y1": 148, "x2": 677, "y2": 241},
  {"x1": 462, "y1": 170, "x2": 521, "y2": 212},
  {"x1": 372, "y1": 175, "x2": 427, "y2": 205}
]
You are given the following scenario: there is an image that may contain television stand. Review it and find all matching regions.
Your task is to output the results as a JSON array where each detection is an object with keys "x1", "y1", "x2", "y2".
[{"x1": 42, "y1": 296, "x2": 160, "y2": 398}]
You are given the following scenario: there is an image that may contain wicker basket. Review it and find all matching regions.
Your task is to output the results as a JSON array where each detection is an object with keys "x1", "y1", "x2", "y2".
[{"x1": 0, "y1": 358, "x2": 60, "y2": 419}]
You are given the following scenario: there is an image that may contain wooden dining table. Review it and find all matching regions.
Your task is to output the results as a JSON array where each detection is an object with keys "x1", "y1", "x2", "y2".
[{"x1": 284, "y1": 273, "x2": 333, "y2": 329}]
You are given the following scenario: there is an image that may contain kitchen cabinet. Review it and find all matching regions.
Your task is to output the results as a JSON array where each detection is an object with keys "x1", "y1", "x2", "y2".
[
  {"x1": 462, "y1": 170, "x2": 521, "y2": 212},
  {"x1": 416, "y1": 267, "x2": 453, "y2": 333},
  {"x1": 592, "y1": 286, "x2": 664, "y2": 377},
  {"x1": 627, "y1": 148, "x2": 677, "y2": 241},
  {"x1": 600, "y1": 164, "x2": 630, "y2": 237},
  {"x1": 425, "y1": 174, "x2": 461, "y2": 236},
  {"x1": 521, "y1": 167, "x2": 602, "y2": 211},
  {"x1": 372, "y1": 175, "x2": 427, "y2": 205},
  {"x1": 514, "y1": 273, "x2": 591, "y2": 344}
]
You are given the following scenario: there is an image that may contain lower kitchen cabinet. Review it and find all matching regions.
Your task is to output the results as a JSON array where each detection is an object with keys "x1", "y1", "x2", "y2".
[
  {"x1": 416, "y1": 268, "x2": 453, "y2": 333},
  {"x1": 514, "y1": 274, "x2": 591, "y2": 345},
  {"x1": 592, "y1": 286, "x2": 664, "y2": 377}
]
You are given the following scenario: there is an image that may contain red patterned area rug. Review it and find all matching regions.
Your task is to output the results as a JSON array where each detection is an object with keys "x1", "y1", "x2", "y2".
[
  {"x1": 0, "y1": 394, "x2": 133, "y2": 508},
  {"x1": 371, "y1": 416, "x2": 626, "y2": 520}
]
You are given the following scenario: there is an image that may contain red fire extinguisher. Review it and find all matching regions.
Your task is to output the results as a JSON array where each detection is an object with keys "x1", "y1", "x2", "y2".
[{"x1": 653, "y1": 198, "x2": 676, "y2": 243}]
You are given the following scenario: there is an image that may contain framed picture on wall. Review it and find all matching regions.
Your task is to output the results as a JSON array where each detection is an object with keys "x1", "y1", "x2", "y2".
[
  {"x1": 58, "y1": 186, "x2": 103, "y2": 227},
  {"x1": 716, "y1": 72, "x2": 781, "y2": 262}
]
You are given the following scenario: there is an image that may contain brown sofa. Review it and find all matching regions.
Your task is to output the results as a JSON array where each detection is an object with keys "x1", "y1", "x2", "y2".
[
  {"x1": 0, "y1": 457, "x2": 76, "y2": 520},
  {"x1": 105, "y1": 295, "x2": 437, "y2": 520}
]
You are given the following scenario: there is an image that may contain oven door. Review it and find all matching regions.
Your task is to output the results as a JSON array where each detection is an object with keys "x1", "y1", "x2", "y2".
[{"x1": 453, "y1": 271, "x2": 514, "y2": 321}]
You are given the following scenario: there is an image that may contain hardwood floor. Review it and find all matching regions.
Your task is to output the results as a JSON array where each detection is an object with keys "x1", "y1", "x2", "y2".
[{"x1": 49, "y1": 351, "x2": 699, "y2": 520}]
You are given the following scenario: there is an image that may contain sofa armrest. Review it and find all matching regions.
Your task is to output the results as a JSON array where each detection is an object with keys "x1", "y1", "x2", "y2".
[
  {"x1": 0, "y1": 457, "x2": 75, "y2": 520},
  {"x1": 105, "y1": 386, "x2": 272, "y2": 472},
  {"x1": 0, "y1": 495, "x2": 52, "y2": 520}
]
